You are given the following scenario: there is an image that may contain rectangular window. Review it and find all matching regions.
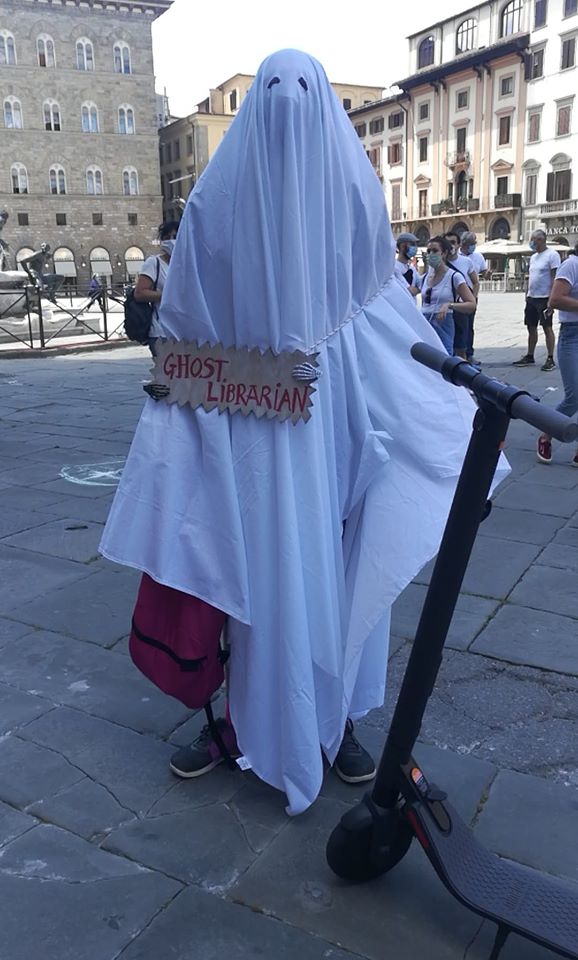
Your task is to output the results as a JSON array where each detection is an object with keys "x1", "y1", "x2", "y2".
[
  {"x1": 343, "y1": 98, "x2": 352, "y2": 110},
  {"x1": 499, "y1": 115, "x2": 512, "y2": 145},
  {"x1": 528, "y1": 110, "x2": 542, "y2": 142},
  {"x1": 159, "y1": 145, "x2": 163, "y2": 165},
  {"x1": 391, "y1": 183, "x2": 401, "y2": 220},
  {"x1": 418, "y1": 102, "x2": 429, "y2": 121},
  {"x1": 128, "y1": 213, "x2": 138, "y2": 226},
  {"x1": 535, "y1": 0, "x2": 548, "y2": 27},
  {"x1": 165, "y1": 143, "x2": 171, "y2": 163},
  {"x1": 354, "y1": 122, "x2": 367, "y2": 137},
  {"x1": 496, "y1": 176, "x2": 509, "y2": 195},
  {"x1": 557, "y1": 102, "x2": 572, "y2": 135},
  {"x1": 56, "y1": 213, "x2": 66, "y2": 225},
  {"x1": 456, "y1": 90, "x2": 469, "y2": 110},
  {"x1": 525, "y1": 174, "x2": 537, "y2": 205},
  {"x1": 17, "y1": 212, "x2": 29, "y2": 226},
  {"x1": 92, "y1": 212, "x2": 103, "y2": 226},
  {"x1": 419, "y1": 136, "x2": 428, "y2": 162},
  {"x1": 229, "y1": 89, "x2": 237, "y2": 112},
  {"x1": 565, "y1": 0, "x2": 578, "y2": 16},
  {"x1": 500, "y1": 75, "x2": 514, "y2": 96},
  {"x1": 186, "y1": 134, "x2": 193, "y2": 154},
  {"x1": 547, "y1": 169, "x2": 572, "y2": 200},
  {"x1": 456, "y1": 127, "x2": 467, "y2": 153},
  {"x1": 369, "y1": 117, "x2": 384, "y2": 134},
  {"x1": 562, "y1": 36, "x2": 576, "y2": 69},
  {"x1": 418, "y1": 189, "x2": 428, "y2": 217},
  {"x1": 388, "y1": 111, "x2": 404, "y2": 129},
  {"x1": 174, "y1": 140, "x2": 180, "y2": 160},
  {"x1": 388, "y1": 142, "x2": 402, "y2": 165},
  {"x1": 531, "y1": 48, "x2": 544, "y2": 78},
  {"x1": 448, "y1": 181, "x2": 454, "y2": 200}
]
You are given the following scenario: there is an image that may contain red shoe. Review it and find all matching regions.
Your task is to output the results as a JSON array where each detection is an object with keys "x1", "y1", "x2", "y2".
[{"x1": 537, "y1": 437, "x2": 552, "y2": 464}]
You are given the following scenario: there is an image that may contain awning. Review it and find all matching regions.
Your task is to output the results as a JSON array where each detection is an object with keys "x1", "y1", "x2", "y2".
[
  {"x1": 54, "y1": 261, "x2": 77, "y2": 277},
  {"x1": 90, "y1": 259, "x2": 113, "y2": 276},
  {"x1": 126, "y1": 259, "x2": 144, "y2": 275}
]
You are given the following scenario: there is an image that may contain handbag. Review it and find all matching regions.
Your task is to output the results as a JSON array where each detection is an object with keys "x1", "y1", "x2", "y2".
[{"x1": 123, "y1": 257, "x2": 160, "y2": 343}]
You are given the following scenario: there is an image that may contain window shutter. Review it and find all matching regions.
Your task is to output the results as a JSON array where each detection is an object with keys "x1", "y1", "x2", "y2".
[
  {"x1": 387, "y1": 145, "x2": 391, "y2": 164},
  {"x1": 524, "y1": 54, "x2": 532, "y2": 81},
  {"x1": 546, "y1": 172, "x2": 555, "y2": 202}
]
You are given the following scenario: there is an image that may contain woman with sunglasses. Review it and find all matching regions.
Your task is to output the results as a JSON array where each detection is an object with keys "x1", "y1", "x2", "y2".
[{"x1": 421, "y1": 236, "x2": 476, "y2": 354}]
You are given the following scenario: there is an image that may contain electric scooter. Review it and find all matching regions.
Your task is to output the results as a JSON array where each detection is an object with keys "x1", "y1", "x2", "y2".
[{"x1": 327, "y1": 343, "x2": 578, "y2": 960}]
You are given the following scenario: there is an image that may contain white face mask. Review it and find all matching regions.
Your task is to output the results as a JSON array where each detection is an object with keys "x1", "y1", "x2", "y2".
[{"x1": 161, "y1": 239, "x2": 176, "y2": 256}]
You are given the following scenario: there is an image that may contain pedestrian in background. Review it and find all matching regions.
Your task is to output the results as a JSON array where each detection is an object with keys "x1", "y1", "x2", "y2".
[
  {"x1": 514, "y1": 229, "x2": 560, "y2": 371},
  {"x1": 394, "y1": 232, "x2": 423, "y2": 298},
  {"x1": 460, "y1": 230, "x2": 487, "y2": 365},
  {"x1": 445, "y1": 231, "x2": 478, "y2": 360},
  {"x1": 537, "y1": 243, "x2": 578, "y2": 465},
  {"x1": 87, "y1": 274, "x2": 104, "y2": 312},
  {"x1": 421, "y1": 236, "x2": 476, "y2": 354},
  {"x1": 134, "y1": 219, "x2": 180, "y2": 356}
]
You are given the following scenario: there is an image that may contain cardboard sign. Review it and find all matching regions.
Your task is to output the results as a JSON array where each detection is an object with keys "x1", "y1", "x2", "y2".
[{"x1": 152, "y1": 340, "x2": 319, "y2": 425}]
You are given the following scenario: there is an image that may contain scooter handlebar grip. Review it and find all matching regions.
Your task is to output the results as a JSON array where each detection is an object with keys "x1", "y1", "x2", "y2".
[{"x1": 509, "y1": 392, "x2": 578, "y2": 443}]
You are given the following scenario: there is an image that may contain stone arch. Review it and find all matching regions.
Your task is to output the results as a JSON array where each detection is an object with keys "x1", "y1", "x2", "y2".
[{"x1": 489, "y1": 216, "x2": 511, "y2": 240}]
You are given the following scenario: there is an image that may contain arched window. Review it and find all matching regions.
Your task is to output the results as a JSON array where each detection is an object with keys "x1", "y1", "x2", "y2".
[
  {"x1": 113, "y1": 41, "x2": 131, "y2": 74},
  {"x1": 0, "y1": 30, "x2": 16, "y2": 65},
  {"x1": 123, "y1": 167, "x2": 139, "y2": 196},
  {"x1": 490, "y1": 216, "x2": 511, "y2": 240},
  {"x1": 125, "y1": 245, "x2": 145, "y2": 277},
  {"x1": 500, "y1": 0, "x2": 523, "y2": 37},
  {"x1": 81, "y1": 102, "x2": 99, "y2": 133},
  {"x1": 16, "y1": 247, "x2": 35, "y2": 270},
  {"x1": 4, "y1": 96, "x2": 23, "y2": 129},
  {"x1": 11, "y1": 163, "x2": 28, "y2": 194},
  {"x1": 86, "y1": 165, "x2": 104, "y2": 195},
  {"x1": 37, "y1": 34, "x2": 56, "y2": 67},
  {"x1": 456, "y1": 18, "x2": 477, "y2": 54},
  {"x1": 43, "y1": 100, "x2": 61, "y2": 131},
  {"x1": 118, "y1": 105, "x2": 135, "y2": 134},
  {"x1": 49, "y1": 165, "x2": 66, "y2": 195},
  {"x1": 418, "y1": 35, "x2": 435, "y2": 69},
  {"x1": 90, "y1": 246, "x2": 112, "y2": 280},
  {"x1": 76, "y1": 37, "x2": 94, "y2": 71}
]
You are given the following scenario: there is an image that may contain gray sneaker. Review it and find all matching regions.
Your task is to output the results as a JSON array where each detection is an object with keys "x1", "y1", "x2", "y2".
[{"x1": 334, "y1": 720, "x2": 376, "y2": 784}]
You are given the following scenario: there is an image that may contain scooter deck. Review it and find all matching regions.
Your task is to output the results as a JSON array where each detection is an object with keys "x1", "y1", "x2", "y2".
[{"x1": 412, "y1": 800, "x2": 578, "y2": 959}]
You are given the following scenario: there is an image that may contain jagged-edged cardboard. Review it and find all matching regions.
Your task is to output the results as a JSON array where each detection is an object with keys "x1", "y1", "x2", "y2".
[{"x1": 152, "y1": 340, "x2": 318, "y2": 425}]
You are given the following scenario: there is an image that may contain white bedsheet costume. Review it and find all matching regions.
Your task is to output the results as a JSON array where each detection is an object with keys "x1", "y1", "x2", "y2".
[{"x1": 101, "y1": 50, "x2": 507, "y2": 814}]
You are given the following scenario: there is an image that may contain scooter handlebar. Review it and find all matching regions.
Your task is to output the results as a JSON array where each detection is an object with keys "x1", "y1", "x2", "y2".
[{"x1": 411, "y1": 342, "x2": 578, "y2": 444}]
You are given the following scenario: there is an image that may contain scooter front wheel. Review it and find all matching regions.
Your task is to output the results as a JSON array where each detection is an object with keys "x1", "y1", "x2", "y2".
[{"x1": 326, "y1": 799, "x2": 413, "y2": 883}]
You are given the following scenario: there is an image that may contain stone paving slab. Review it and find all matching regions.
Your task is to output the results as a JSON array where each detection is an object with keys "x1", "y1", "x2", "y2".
[
  {"x1": 413, "y1": 537, "x2": 541, "y2": 599},
  {"x1": 31, "y1": 477, "x2": 115, "y2": 499},
  {"x1": 469, "y1": 922, "x2": 569, "y2": 959},
  {"x1": 475, "y1": 769, "x2": 578, "y2": 883},
  {"x1": 0, "y1": 631, "x2": 190, "y2": 735},
  {"x1": 0, "y1": 485, "x2": 69, "y2": 513},
  {"x1": 472, "y1": 605, "x2": 578, "y2": 675},
  {"x1": 494, "y1": 481, "x2": 578, "y2": 518},
  {"x1": 509, "y1": 565, "x2": 578, "y2": 620},
  {"x1": 535, "y1": 543, "x2": 578, "y2": 573},
  {"x1": 0, "y1": 872, "x2": 180, "y2": 960},
  {"x1": 0, "y1": 736, "x2": 85, "y2": 808},
  {"x1": 0, "y1": 506, "x2": 56, "y2": 540},
  {"x1": 391, "y1": 583, "x2": 498, "y2": 650},
  {"x1": 20, "y1": 707, "x2": 179, "y2": 816},
  {"x1": 121, "y1": 885, "x2": 362, "y2": 960},
  {"x1": 230, "y1": 796, "x2": 485, "y2": 960},
  {"x1": 2, "y1": 518, "x2": 104, "y2": 563},
  {"x1": 27, "y1": 777, "x2": 136, "y2": 841},
  {"x1": 41, "y1": 494, "x2": 113, "y2": 523},
  {"x1": 0, "y1": 618, "x2": 34, "y2": 649},
  {"x1": 524, "y1": 464, "x2": 578, "y2": 488},
  {"x1": 0, "y1": 544, "x2": 95, "y2": 615},
  {"x1": 477, "y1": 506, "x2": 564, "y2": 545},
  {"x1": 0, "y1": 801, "x2": 37, "y2": 848},
  {"x1": 553, "y1": 524, "x2": 578, "y2": 547},
  {"x1": 0, "y1": 682, "x2": 53, "y2": 734},
  {"x1": 8, "y1": 565, "x2": 139, "y2": 646}
]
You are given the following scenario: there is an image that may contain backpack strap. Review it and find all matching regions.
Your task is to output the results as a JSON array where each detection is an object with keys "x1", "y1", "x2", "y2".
[
  {"x1": 204, "y1": 700, "x2": 238, "y2": 771},
  {"x1": 153, "y1": 255, "x2": 160, "y2": 291},
  {"x1": 449, "y1": 265, "x2": 465, "y2": 303}
]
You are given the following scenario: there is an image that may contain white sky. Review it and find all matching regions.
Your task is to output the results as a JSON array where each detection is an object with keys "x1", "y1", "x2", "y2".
[{"x1": 152, "y1": 0, "x2": 469, "y2": 118}]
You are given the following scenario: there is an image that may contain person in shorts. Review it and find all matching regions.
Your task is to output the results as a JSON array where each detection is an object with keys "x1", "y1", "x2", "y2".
[{"x1": 513, "y1": 229, "x2": 560, "y2": 371}]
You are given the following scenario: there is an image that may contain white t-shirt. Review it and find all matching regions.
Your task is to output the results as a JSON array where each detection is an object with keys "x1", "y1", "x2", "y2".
[
  {"x1": 528, "y1": 248, "x2": 561, "y2": 298},
  {"x1": 139, "y1": 255, "x2": 169, "y2": 337},
  {"x1": 468, "y1": 249, "x2": 487, "y2": 275},
  {"x1": 448, "y1": 253, "x2": 475, "y2": 290},
  {"x1": 394, "y1": 258, "x2": 424, "y2": 293},
  {"x1": 555, "y1": 256, "x2": 578, "y2": 324}
]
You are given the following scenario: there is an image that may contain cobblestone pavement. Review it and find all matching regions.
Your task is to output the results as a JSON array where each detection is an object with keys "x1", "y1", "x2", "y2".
[{"x1": 0, "y1": 292, "x2": 577, "y2": 960}]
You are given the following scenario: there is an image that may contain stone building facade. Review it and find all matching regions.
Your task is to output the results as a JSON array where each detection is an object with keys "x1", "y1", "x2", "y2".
[
  {"x1": 0, "y1": 0, "x2": 172, "y2": 291},
  {"x1": 160, "y1": 73, "x2": 383, "y2": 221}
]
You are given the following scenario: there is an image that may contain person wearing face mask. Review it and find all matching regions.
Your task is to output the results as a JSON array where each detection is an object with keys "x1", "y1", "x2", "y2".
[
  {"x1": 513, "y1": 230, "x2": 561, "y2": 371},
  {"x1": 421, "y1": 236, "x2": 476, "y2": 354},
  {"x1": 134, "y1": 220, "x2": 180, "y2": 356},
  {"x1": 444, "y1": 231, "x2": 478, "y2": 361},
  {"x1": 394, "y1": 232, "x2": 423, "y2": 297},
  {"x1": 459, "y1": 231, "x2": 487, "y2": 365}
]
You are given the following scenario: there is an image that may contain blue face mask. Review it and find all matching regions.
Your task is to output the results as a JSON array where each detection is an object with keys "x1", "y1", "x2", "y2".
[
  {"x1": 466, "y1": 244, "x2": 476, "y2": 255},
  {"x1": 529, "y1": 240, "x2": 536, "y2": 252},
  {"x1": 406, "y1": 245, "x2": 418, "y2": 258},
  {"x1": 428, "y1": 252, "x2": 443, "y2": 269}
]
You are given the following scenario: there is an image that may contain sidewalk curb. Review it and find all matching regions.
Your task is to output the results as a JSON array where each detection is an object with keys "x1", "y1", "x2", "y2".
[{"x1": 0, "y1": 339, "x2": 139, "y2": 360}]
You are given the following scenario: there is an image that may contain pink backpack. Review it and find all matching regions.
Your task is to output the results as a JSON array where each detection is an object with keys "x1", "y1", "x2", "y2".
[{"x1": 129, "y1": 573, "x2": 227, "y2": 709}]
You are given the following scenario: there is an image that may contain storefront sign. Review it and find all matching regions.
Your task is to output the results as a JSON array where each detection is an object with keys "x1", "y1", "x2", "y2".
[{"x1": 152, "y1": 340, "x2": 319, "y2": 425}]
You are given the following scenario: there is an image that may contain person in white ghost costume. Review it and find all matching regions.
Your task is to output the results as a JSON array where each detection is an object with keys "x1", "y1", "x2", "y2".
[{"x1": 100, "y1": 50, "x2": 505, "y2": 815}]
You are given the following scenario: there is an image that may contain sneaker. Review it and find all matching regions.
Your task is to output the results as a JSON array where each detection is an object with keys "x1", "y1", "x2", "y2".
[
  {"x1": 537, "y1": 436, "x2": 552, "y2": 464},
  {"x1": 169, "y1": 718, "x2": 240, "y2": 779},
  {"x1": 541, "y1": 357, "x2": 556, "y2": 372},
  {"x1": 512, "y1": 354, "x2": 535, "y2": 366},
  {"x1": 333, "y1": 720, "x2": 376, "y2": 784}
]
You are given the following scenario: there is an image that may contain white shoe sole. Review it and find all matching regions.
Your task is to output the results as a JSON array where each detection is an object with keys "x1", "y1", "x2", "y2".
[
  {"x1": 536, "y1": 453, "x2": 552, "y2": 464},
  {"x1": 334, "y1": 766, "x2": 377, "y2": 784},
  {"x1": 169, "y1": 756, "x2": 223, "y2": 779}
]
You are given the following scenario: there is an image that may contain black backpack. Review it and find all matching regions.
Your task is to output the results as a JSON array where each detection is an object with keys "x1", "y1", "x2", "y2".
[{"x1": 124, "y1": 257, "x2": 160, "y2": 343}]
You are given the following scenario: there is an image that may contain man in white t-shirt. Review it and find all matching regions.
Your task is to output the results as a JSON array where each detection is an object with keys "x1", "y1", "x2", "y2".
[
  {"x1": 134, "y1": 219, "x2": 179, "y2": 356},
  {"x1": 513, "y1": 229, "x2": 561, "y2": 371},
  {"x1": 393, "y1": 232, "x2": 423, "y2": 297},
  {"x1": 445, "y1": 231, "x2": 478, "y2": 361},
  {"x1": 459, "y1": 230, "x2": 487, "y2": 364}
]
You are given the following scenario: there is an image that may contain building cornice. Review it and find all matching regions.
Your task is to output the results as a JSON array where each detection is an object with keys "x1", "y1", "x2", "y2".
[
  {"x1": 19, "y1": 0, "x2": 173, "y2": 20},
  {"x1": 396, "y1": 34, "x2": 530, "y2": 92},
  {"x1": 348, "y1": 93, "x2": 408, "y2": 118}
]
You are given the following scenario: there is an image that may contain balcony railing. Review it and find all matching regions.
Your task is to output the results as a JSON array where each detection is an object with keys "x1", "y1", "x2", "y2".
[
  {"x1": 494, "y1": 193, "x2": 522, "y2": 209},
  {"x1": 430, "y1": 198, "x2": 479, "y2": 216},
  {"x1": 446, "y1": 150, "x2": 471, "y2": 168},
  {"x1": 539, "y1": 199, "x2": 578, "y2": 217}
]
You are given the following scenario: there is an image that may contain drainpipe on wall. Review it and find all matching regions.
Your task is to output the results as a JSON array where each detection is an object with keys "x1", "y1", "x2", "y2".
[{"x1": 398, "y1": 98, "x2": 410, "y2": 225}]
